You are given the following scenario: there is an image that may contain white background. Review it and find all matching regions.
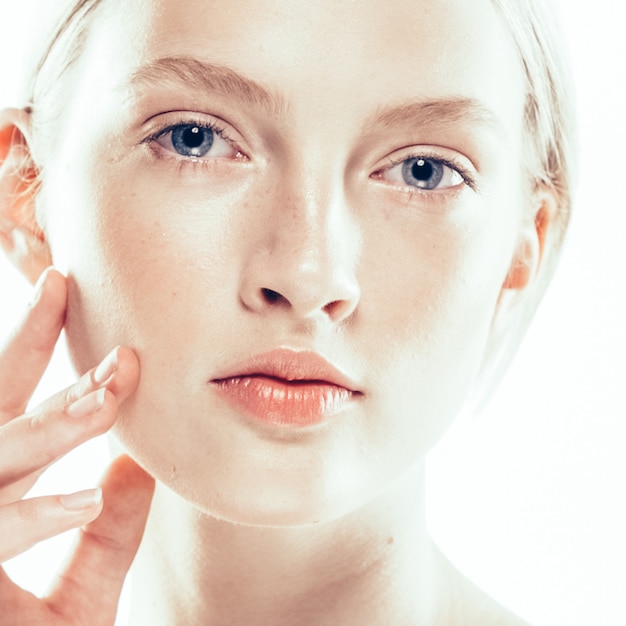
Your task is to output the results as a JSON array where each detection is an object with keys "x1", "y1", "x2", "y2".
[{"x1": 1, "y1": 2, "x2": 625, "y2": 625}]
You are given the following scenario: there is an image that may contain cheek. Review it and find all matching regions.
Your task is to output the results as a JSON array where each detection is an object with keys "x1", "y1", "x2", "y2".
[
  {"x1": 41, "y1": 152, "x2": 248, "y2": 374},
  {"x1": 46, "y1": 151, "x2": 516, "y2": 426},
  {"x1": 361, "y1": 201, "x2": 516, "y2": 359},
  {"x1": 356, "y1": 200, "x2": 519, "y2": 443},
  {"x1": 38, "y1": 136, "x2": 523, "y2": 525}
]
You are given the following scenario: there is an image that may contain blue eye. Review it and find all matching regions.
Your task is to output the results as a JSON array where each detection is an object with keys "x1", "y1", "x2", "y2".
[
  {"x1": 171, "y1": 124, "x2": 214, "y2": 157},
  {"x1": 378, "y1": 155, "x2": 466, "y2": 191},
  {"x1": 402, "y1": 158, "x2": 444, "y2": 190},
  {"x1": 150, "y1": 119, "x2": 242, "y2": 162}
]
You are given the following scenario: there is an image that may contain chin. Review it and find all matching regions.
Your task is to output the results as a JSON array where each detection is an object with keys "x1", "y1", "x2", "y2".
[
  {"x1": 176, "y1": 466, "x2": 377, "y2": 528},
  {"x1": 112, "y1": 419, "x2": 383, "y2": 529}
]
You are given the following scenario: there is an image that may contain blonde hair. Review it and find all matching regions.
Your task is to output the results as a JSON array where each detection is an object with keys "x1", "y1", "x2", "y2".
[
  {"x1": 477, "y1": 0, "x2": 576, "y2": 406},
  {"x1": 26, "y1": 0, "x2": 576, "y2": 406}
]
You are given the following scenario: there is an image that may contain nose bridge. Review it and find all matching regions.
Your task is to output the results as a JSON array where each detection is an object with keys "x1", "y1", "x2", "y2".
[
  {"x1": 278, "y1": 175, "x2": 340, "y2": 270},
  {"x1": 240, "y1": 160, "x2": 361, "y2": 321}
]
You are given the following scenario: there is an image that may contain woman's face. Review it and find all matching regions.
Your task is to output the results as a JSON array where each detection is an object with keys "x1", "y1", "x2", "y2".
[{"x1": 39, "y1": 0, "x2": 527, "y2": 524}]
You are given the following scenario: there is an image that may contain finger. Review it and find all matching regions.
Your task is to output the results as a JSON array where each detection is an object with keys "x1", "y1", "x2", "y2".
[
  {"x1": 0, "y1": 489, "x2": 103, "y2": 563},
  {"x1": 0, "y1": 267, "x2": 67, "y2": 424},
  {"x1": 0, "y1": 389, "x2": 116, "y2": 495},
  {"x1": 46, "y1": 455, "x2": 155, "y2": 626},
  {"x1": 0, "y1": 566, "x2": 47, "y2": 626},
  {"x1": 0, "y1": 347, "x2": 140, "y2": 499}
]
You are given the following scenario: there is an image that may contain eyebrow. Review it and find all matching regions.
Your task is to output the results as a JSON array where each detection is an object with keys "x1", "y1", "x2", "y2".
[
  {"x1": 371, "y1": 97, "x2": 505, "y2": 137},
  {"x1": 130, "y1": 56, "x2": 503, "y2": 137},
  {"x1": 130, "y1": 56, "x2": 287, "y2": 118}
]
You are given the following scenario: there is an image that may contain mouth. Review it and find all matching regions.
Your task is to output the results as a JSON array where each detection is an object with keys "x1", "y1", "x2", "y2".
[{"x1": 211, "y1": 349, "x2": 362, "y2": 427}]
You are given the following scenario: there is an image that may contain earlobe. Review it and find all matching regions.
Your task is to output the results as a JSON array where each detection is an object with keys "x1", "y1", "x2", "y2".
[{"x1": 0, "y1": 108, "x2": 52, "y2": 284}]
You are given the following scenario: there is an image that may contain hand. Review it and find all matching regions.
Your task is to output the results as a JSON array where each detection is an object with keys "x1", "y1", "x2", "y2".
[{"x1": 0, "y1": 268, "x2": 155, "y2": 625}]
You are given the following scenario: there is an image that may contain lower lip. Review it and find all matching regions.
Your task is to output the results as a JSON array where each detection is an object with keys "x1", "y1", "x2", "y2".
[{"x1": 213, "y1": 376, "x2": 354, "y2": 427}]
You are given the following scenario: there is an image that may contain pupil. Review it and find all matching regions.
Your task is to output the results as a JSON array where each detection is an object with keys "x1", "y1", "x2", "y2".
[
  {"x1": 412, "y1": 159, "x2": 433, "y2": 181},
  {"x1": 183, "y1": 126, "x2": 204, "y2": 148},
  {"x1": 401, "y1": 157, "x2": 444, "y2": 189},
  {"x1": 171, "y1": 124, "x2": 214, "y2": 157}
]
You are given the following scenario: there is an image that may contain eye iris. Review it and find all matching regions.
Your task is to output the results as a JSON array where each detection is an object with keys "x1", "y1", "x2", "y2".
[
  {"x1": 171, "y1": 125, "x2": 214, "y2": 157},
  {"x1": 402, "y1": 158, "x2": 444, "y2": 190}
]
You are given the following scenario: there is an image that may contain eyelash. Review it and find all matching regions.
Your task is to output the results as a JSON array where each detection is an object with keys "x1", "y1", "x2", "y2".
[
  {"x1": 142, "y1": 118, "x2": 477, "y2": 195},
  {"x1": 142, "y1": 116, "x2": 244, "y2": 168},
  {"x1": 380, "y1": 152, "x2": 477, "y2": 193}
]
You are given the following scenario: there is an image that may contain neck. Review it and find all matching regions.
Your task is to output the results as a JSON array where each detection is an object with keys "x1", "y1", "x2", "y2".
[{"x1": 129, "y1": 464, "x2": 447, "y2": 626}]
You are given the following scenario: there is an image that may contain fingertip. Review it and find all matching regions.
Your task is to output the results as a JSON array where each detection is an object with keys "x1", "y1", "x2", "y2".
[
  {"x1": 104, "y1": 347, "x2": 140, "y2": 400},
  {"x1": 107, "y1": 454, "x2": 155, "y2": 494},
  {"x1": 30, "y1": 266, "x2": 67, "y2": 318},
  {"x1": 1, "y1": 268, "x2": 66, "y2": 371},
  {"x1": 60, "y1": 487, "x2": 104, "y2": 512},
  {"x1": 116, "y1": 347, "x2": 140, "y2": 377},
  {"x1": 43, "y1": 266, "x2": 68, "y2": 287},
  {"x1": 35, "y1": 266, "x2": 67, "y2": 305}
]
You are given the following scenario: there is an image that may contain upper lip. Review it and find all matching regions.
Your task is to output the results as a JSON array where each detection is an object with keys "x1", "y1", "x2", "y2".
[{"x1": 211, "y1": 348, "x2": 362, "y2": 393}]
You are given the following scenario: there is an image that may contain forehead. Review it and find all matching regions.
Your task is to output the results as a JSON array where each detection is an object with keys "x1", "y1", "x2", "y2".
[{"x1": 81, "y1": 0, "x2": 524, "y2": 132}]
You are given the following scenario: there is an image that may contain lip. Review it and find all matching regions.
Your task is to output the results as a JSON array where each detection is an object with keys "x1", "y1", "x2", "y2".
[{"x1": 211, "y1": 348, "x2": 362, "y2": 427}]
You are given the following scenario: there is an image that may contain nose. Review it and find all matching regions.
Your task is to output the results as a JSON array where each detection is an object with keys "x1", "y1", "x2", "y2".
[{"x1": 239, "y1": 186, "x2": 361, "y2": 324}]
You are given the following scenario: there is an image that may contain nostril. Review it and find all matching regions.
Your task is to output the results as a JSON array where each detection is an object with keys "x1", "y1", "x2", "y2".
[
  {"x1": 323, "y1": 300, "x2": 344, "y2": 318},
  {"x1": 261, "y1": 288, "x2": 284, "y2": 305}
]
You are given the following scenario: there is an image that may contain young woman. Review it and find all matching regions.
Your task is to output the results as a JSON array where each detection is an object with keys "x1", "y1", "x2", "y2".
[{"x1": 0, "y1": 0, "x2": 575, "y2": 624}]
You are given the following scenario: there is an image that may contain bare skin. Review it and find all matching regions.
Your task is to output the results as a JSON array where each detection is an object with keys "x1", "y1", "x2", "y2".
[
  {"x1": 0, "y1": 269, "x2": 154, "y2": 625},
  {"x1": 0, "y1": 0, "x2": 553, "y2": 623},
  {"x1": 0, "y1": 277, "x2": 528, "y2": 626}
]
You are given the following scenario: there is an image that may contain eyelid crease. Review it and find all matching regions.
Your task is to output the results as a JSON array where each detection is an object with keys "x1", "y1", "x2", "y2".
[
  {"x1": 379, "y1": 152, "x2": 478, "y2": 192},
  {"x1": 143, "y1": 116, "x2": 230, "y2": 145},
  {"x1": 142, "y1": 114, "x2": 248, "y2": 161},
  {"x1": 139, "y1": 112, "x2": 478, "y2": 194}
]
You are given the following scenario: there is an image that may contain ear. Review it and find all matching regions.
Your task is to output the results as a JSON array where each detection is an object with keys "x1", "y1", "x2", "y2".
[
  {"x1": 502, "y1": 185, "x2": 558, "y2": 292},
  {"x1": 482, "y1": 185, "x2": 559, "y2": 386},
  {"x1": 0, "y1": 107, "x2": 52, "y2": 285}
]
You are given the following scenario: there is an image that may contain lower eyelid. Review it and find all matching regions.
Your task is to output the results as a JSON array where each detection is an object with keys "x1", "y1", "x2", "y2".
[
  {"x1": 144, "y1": 141, "x2": 250, "y2": 179},
  {"x1": 147, "y1": 125, "x2": 244, "y2": 161},
  {"x1": 374, "y1": 159, "x2": 467, "y2": 190},
  {"x1": 377, "y1": 147, "x2": 476, "y2": 185}
]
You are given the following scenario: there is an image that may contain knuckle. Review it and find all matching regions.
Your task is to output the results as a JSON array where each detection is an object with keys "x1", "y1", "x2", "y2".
[
  {"x1": 26, "y1": 415, "x2": 58, "y2": 465},
  {"x1": 27, "y1": 413, "x2": 46, "y2": 432},
  {"x1": 63, "y1": 385, "x2": 78, "y2": 408},
  {"x1": 22, "y1": 412, "x2": 63, "y2": 467}
]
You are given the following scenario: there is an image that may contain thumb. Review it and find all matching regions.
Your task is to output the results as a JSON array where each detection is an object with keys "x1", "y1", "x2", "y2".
[{"x1": 45, "y1": 455, "x2": 155, "y2": 625}]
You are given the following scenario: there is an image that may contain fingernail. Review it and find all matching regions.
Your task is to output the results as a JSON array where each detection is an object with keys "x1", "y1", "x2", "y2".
[
  {"x1": 93, "y1": 347, "x2": 119, "y2": 385},
  {"x1": 28, "y1": 267, "x2": 52, "y2": 307},
  {"x1": 60, "y1": 487, "x2": 103, "y2": 511},
  {"x1": 66, "y1": 387, "x2": 106, "y2": 418}
]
